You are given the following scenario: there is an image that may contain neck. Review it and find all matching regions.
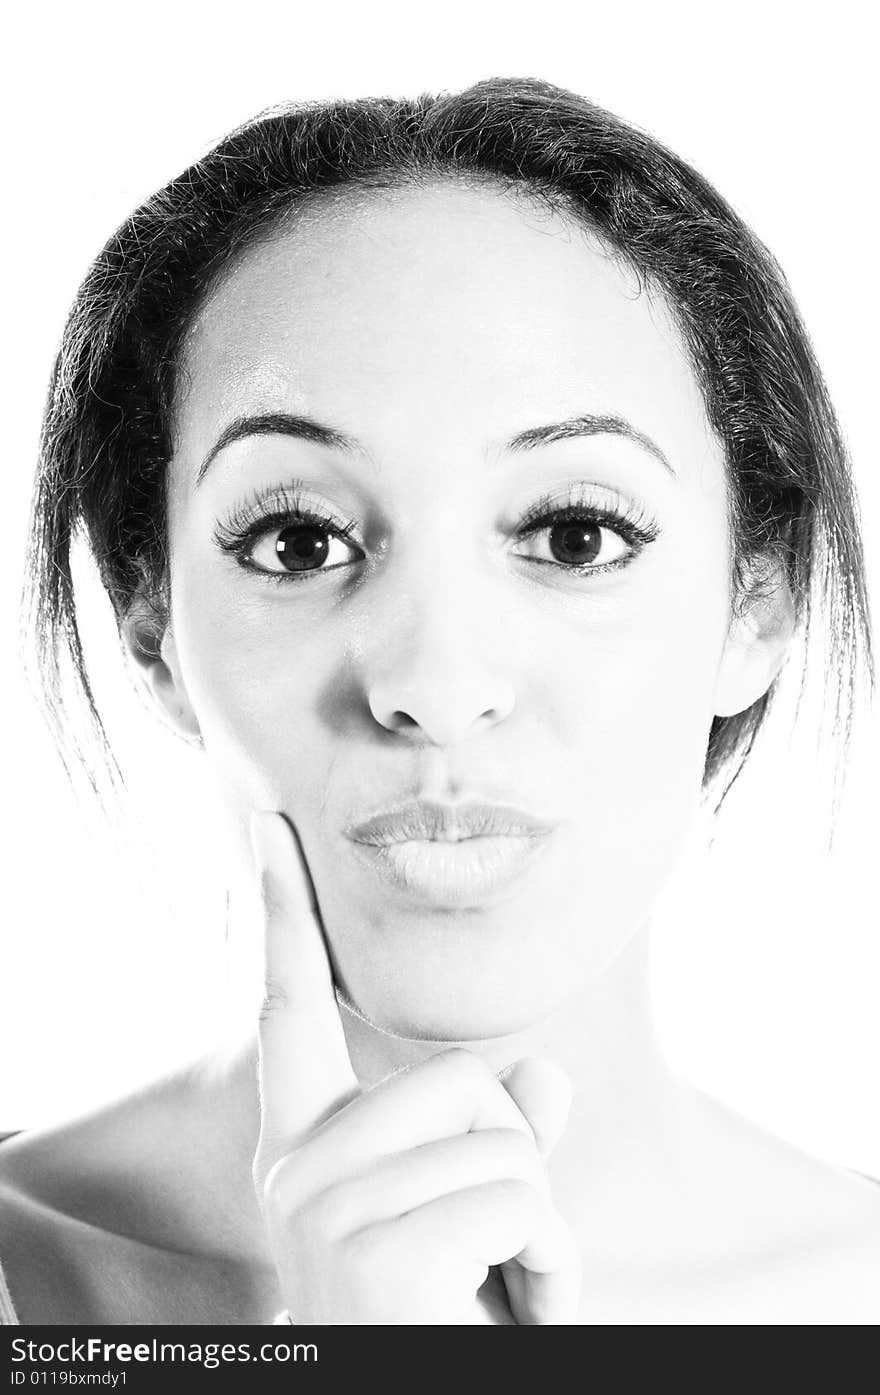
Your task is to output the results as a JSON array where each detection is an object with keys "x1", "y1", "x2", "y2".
[
  {"x1": 340, "y1": 927, "x2": 686, "y2": 1233},
  {"x1": 207, "y1": 917, "x2": 690, "y2": 1262}
]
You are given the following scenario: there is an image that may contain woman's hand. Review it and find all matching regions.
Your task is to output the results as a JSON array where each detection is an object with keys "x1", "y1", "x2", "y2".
[{"x1": 249, "y1": 809, "x2": 582, "y2": 1325}]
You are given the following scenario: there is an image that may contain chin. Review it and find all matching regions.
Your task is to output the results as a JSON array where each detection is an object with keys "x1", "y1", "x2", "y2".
[
  {"x1": 332, "y1": 927, "x2": 590, "y2": 1044},
  {"x1": 360, "y1": 996, "x2": 555, "y2": 1045}
]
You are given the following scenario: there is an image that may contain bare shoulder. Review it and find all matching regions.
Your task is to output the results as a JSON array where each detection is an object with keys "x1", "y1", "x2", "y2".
[
  {"x1": 0, "y1": 1050, "x2": 260, "y2": 1257},
  {"x1": 0, "y1": 1090, "x2": 271, "y2": 1324},
  {"x1": 0, "y1": 1097, "x2": 187, "y2": 1256},
  {"x1": 0, "y1": 1163, "x2": 117, "y2": 1324},
  {"x1": 685, "y1": 1083, "x2": 880, "y2": 1225},
  {"x1": 673, "y1": 1083, "x2": 880, "y2": 1323}
]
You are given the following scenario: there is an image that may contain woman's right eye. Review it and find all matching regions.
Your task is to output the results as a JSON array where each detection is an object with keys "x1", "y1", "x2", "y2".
[
  {"x1": 213, "y1": 482, "x2": 366, "y2": 580},
  {"x1": 245, "y1": 520, "x2": 364, "y2": 577}
]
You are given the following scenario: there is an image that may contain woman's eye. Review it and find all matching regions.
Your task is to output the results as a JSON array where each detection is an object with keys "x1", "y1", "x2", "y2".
[
  {"x1": 247, "y1": 522, "x2": 362, "y2": 575},
  {"x1": 514, "y1": 516, "x2": 630, "y2": 569}
]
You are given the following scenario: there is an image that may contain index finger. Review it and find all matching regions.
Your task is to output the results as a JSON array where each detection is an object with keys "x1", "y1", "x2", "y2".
[{"x1": 250, "y1": 809, "x2": 360, "y2": 1157}]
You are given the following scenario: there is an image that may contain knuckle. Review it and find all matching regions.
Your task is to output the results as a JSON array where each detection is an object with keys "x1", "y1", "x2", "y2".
[
  {"x1": 493, "y1": 1176, "x2": 538, "y2": 1213},
  {"x1": 494, "y1": 1126, "x2": 540, "y2": 1177},
  {"x1": 259, "y1": 1158, "x2": 350, "y2": 1252}
]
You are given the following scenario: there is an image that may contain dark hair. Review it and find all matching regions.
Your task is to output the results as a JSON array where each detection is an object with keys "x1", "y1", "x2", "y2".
[{"x1": 21, "y1": 76, "x2": 873, "y2": 812}]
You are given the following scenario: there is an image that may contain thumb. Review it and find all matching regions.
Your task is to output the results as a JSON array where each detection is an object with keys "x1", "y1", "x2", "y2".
[{"x1": 498, "y1": 1057, "x2": 573, "y2": 1160}]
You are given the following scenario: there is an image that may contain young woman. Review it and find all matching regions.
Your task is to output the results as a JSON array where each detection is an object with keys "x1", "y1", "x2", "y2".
[{"x1": 1, "y1": 76, "x2": 876, "y2": 1325}]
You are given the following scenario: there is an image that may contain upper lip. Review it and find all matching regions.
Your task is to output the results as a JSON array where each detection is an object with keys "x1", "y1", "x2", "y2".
[{"x1": 345, "y1": 799, "x2": 557, "y2": 846}]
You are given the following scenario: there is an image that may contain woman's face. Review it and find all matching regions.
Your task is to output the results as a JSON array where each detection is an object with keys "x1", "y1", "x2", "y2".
[{"x1": 163, "y1": 182, "x2": 734, "y2": 1038}]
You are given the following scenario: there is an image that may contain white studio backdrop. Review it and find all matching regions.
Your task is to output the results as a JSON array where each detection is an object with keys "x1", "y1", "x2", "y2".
[{"x1": 2, "y1": 1, "x2": 878, "y2": 1175}]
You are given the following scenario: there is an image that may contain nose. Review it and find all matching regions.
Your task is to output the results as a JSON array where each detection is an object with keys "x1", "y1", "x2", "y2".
[
  {"x1": 368, "y1": 670, "x2": 516, "y2": 745},
  {"x1": 365, "y1": 587, "x2": 517, "y2": 747}
]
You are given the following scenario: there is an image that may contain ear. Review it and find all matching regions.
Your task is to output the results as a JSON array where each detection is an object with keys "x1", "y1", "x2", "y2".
[
  {"x1": 120, "y1": 587, "x2": 202, "y2": 744},
  {"x1": 713, "y1": 555, "x2": 797, "y2": 719}
]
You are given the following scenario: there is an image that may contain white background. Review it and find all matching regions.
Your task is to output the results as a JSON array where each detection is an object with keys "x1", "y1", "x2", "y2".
[{"x1": 2, "y1": 1, "x2": 877, "y2": 1175}]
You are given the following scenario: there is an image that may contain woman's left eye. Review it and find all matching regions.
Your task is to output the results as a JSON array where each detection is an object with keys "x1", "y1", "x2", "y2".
[{"x1": 513, "y1": 514, "x2": 631, "y2": 570}]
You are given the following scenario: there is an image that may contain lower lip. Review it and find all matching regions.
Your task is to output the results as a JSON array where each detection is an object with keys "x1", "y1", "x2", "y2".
[{"x1": 348, "y1": 833, "x2": 552, "y2": 907}]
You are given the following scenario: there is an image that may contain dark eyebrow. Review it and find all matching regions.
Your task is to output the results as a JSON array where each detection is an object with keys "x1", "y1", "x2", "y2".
[
  {"x1": 196, "y1": 412, "x2": 360, "y2": 486},
  {"x1": 505, "y1": 413, "x2": 674, "y2": 476},
  {"x1": 196, "y1": 408, "x2": 674, "y2": 487}
]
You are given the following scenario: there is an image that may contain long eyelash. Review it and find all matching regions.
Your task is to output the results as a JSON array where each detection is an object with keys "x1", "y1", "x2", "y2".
[
  {"x1": 516, "y1": 485, "x2": 660, "y2": 568},
  {"x1": 213, "y1": 480, "x2": 659, "y2": 583},
  {"x1": 213, "y1": 480, "x2": 359, "y2": 577}
]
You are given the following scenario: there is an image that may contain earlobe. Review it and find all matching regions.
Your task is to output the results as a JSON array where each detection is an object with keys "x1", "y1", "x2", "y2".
[
  {"x1": 120, "y1": 594, "x2": 202, "y2": 744},
  {"x1": 713, "y1": 563, "x2": 797, "y2": 719}
]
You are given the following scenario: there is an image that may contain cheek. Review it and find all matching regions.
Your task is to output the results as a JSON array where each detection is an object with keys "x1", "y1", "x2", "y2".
[
  {"x1": 565, "y1": 594, "x2": 727, "y2": 780},
  {"x1": 541, "y1": 562, "x2": 729, "y2": 937},
  {"x1": 169, "y1": 568, "x2": 338, "y2": 812}
]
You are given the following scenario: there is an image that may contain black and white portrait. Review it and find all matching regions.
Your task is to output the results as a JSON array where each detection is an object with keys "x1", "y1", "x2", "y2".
[{"x1": 1, "y1": 1, "x2": 877, "y2": 1335}]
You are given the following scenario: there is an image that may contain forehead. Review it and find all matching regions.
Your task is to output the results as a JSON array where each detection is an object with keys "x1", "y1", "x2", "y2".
[{"x1": 174, "y1": 181, "x2": 718, "y2": 479}]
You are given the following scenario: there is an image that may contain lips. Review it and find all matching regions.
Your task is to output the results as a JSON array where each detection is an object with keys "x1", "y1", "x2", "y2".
[
  {"x1": 344, "y1": 800, "x2": 557, "y2": 907},
  {"x1": 346, "y1": 799, "x2": 556, "y2": 846}
]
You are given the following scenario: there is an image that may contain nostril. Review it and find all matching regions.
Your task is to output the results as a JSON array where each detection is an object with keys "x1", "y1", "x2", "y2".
[
  {"x1": 367, "y1": 677, "x2": 517, "y2": 745},
  {"x1": 382, "y1": 703, "x2": 507, "y2": 742}
]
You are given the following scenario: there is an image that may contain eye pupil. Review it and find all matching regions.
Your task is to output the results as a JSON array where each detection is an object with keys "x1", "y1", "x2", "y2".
[
  {"x1": 548, "y1": 519, "x2": 602, "y2": 566},
  {"x1": 276, "y1": 524, "x2": 330, "y2": 571}
]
